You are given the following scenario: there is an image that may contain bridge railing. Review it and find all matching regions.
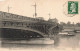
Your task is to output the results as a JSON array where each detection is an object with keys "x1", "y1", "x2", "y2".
[{"x1": 0, "y1": 11, "x2": 44, "y2": 22}]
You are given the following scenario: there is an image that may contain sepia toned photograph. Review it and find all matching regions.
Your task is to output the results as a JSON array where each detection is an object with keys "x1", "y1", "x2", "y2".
[{"x1": 0, "y1": 0, "x2": 80, "y2": 51}]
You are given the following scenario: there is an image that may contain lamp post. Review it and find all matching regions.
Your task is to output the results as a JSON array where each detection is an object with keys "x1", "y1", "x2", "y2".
[{"x1": 32, "y1": 3, "x2": 37, "y2": 18}]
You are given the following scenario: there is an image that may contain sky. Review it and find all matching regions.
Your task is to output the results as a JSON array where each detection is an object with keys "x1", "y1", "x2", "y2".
[{"x1": 0, "y1": 0, "x2": 80, "y2": 23}]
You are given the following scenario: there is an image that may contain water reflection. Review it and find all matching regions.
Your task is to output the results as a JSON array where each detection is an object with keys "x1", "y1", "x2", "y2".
[
  {"x1": 1, "y1": 33, "x2": 80, "y2": 49},
  {"x1": 57, "y1": 33, "x2": 80, "y2": 48}
]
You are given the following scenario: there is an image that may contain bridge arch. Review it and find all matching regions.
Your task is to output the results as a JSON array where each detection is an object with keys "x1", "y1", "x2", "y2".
[{"x1": 0, "y1": 26, "x2": 46, "y2": 39}]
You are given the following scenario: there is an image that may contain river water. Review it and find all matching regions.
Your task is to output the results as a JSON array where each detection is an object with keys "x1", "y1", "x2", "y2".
[{"x1": 0, "y1": 33, "x2": 80, "y2": 51}]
